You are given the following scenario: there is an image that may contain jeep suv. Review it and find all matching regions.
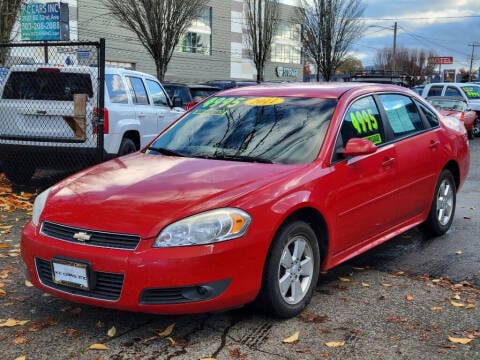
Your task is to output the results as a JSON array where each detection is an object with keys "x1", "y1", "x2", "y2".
[{"x1": 0, "y1": 65, "x2": 184, "y2": 183}]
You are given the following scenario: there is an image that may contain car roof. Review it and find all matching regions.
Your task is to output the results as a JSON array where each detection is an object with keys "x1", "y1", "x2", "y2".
[
  {"x1": 163, "y1": 82, "x2": 220, "y2": 90},
  {"x1": 219, "y1": 82, "x2": 410, "y2": 99}
]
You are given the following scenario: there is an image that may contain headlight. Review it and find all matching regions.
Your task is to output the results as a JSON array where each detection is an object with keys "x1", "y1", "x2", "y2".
[
  {"x1": 32, "y1": 187, "x2": 52, "y2": 227},
  {"x1": 153, "y1": 208, "x2": 251, "y2": 247}
]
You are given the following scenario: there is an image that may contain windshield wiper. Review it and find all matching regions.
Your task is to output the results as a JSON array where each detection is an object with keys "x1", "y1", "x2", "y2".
[
  {"x1": 213, "y1": 153, "x2": 273, "y2": 164},
  {"x1": 147, "y1": 146, "x2": 185, "y2": 157}
]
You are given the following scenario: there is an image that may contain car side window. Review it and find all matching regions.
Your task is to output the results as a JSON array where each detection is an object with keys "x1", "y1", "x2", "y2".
[
  {"x1": 145, "y1": 79, "x2": 169, "y2": 106},
  {"x1": 341, "y1": 95, "x2": 384, "y2": 145},
  {"x1": 378, "y1": 94, "x2": 425, "y2": 139},
  {"x1": 427, "y1": 85, "x2": 443, "y2": 97},
  {"x1": 105, "y1": 74, "x2": 128, "y2": 104},
  {"x1": 445, "y1": 86, "x2": 461, "y2": 97},
  {"x1": 417, "y1": 101, "x2": 439, "y2": 128},
  {"x1": 125, "y1": 76, "x2": 149, "y2": 105}
]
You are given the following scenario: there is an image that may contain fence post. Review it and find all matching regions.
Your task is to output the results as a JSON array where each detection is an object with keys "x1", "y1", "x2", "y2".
[{"x1": 96, "y1": 38, "x2": 105, "y2": 164}]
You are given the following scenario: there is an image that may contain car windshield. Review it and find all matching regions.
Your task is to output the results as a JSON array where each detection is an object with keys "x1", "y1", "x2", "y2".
[
  {"x1": 147, "y1": 95, "x2": 336, "y2": 164},
  {"x1": 461, "y1": 85, "x2": 480, "y2": 100},
  {"x1": 428, "y1": 98, "x2": 466, "y2": 111}
]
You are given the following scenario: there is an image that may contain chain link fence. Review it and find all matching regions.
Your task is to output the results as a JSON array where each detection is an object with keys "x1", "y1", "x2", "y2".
[{"x1": 0, "y1": 40, "x2": 105, "y2": 185}]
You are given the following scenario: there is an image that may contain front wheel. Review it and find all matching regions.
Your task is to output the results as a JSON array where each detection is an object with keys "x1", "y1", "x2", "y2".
[
  {"x1": 421, "y1": 170, "x2": 456, "y2": 236},
  {"x1": 256, "y1": 220, "x2": 320, "y2": 318}
]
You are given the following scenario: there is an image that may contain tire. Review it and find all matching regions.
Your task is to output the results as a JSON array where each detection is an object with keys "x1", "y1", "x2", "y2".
[
  {"x1": 421, "y1": 170, "x2": 456, "y2": 236},
  {"x1": 1, "y1": 162, "x2": 35, "y2": 185},
  {"x1": 118, "y1": 138, "x2": 137, "y2": 156},
  {"x1": 473, "y1": 119, "x2": 480, "y2": 137},
  {"x1": 256, "y1": 220, "x2": 320, "y2": 318}
]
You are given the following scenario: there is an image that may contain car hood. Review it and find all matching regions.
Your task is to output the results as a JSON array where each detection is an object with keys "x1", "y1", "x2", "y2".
[{"x1": 42, "y1": 152, "x2": 304, "y2": 238}]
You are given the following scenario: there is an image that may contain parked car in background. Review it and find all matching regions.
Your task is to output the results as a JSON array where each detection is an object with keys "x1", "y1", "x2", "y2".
[
  {"x1": 202, "y1": 79, "x2": 261, "y2": 90},
  {"x1": 421, "y1": 82, "x2": 480, "y2": 117},
  {"x1": 162, "y1": 82, "x2": 220, "y2": 110},
  {"x1": 0, "y1": 65, "x2": 184, "y2": 184},
  {"x1": 411, "y1": 85, "x2": 425, "y2": 95},
  {"x1": 21, "y1": 83, "x2": 469, "y2": 318},
  {"x1": 426, "y1": 96, "x2": 480, "y2": 139}
]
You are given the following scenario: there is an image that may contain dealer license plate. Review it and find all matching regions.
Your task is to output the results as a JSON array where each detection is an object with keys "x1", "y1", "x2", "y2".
[{"x1": 51, "y1": 259, "x2": 89, "y2": 289}]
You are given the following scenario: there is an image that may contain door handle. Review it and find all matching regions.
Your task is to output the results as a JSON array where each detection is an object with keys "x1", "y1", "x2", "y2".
[
  {"x1": 382, "y1": 157, "x2": 395, "y2": 167},
  {"x1": 429, "y1": 140, "x2": 440, "y2": 149}
]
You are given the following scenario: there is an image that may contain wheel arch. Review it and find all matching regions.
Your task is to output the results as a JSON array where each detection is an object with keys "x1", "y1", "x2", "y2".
[
  {"x1": 443, "y1": 160, "x2": 460, "y2": 191},
  {"x1": 274, "y1": 207, "x2": 329, "y2": 267},
  {"x1": 122, "y1": 130, "x2": 141, "y2": 150}
]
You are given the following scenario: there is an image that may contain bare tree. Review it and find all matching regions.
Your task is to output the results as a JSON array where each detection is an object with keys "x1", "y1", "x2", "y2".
[
  {"x1": 0, "y1": 0, "x2": 22, "y2": 63},
  {"x1": 244, "y1": 0, "x2": 279, "y2": 82},
  {"x1": 298, "y1": 0, "x2": 365, "y2": 81},
  {"x1": 102, "y1": 0, "x2": 210, "y2": 81},
  {"x1": 375, "y1": 46, "x2": 437, "y2": 83}
]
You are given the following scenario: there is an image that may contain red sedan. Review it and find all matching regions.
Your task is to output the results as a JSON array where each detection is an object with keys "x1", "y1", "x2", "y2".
[
  {"x1": 426, "y1": 96, "x2": 479, "y2": 139},
  {"x1": 21, "y1": 83, "x2": 470, "y2": 318}
]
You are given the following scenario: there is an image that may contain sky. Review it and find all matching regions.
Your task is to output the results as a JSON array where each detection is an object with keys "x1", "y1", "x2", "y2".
[{"x1": 352, "y1": 0, "x2": 480, "y2": 71}]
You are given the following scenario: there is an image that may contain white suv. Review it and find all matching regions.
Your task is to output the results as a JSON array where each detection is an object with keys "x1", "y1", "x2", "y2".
[{"x1": 0, "y1": 65, "x2": 184, "y2": 183}]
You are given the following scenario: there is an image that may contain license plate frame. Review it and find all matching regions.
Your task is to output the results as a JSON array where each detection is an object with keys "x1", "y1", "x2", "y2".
[{"x1": 51, "y1": 258, "x2": 90, "y2": 290}]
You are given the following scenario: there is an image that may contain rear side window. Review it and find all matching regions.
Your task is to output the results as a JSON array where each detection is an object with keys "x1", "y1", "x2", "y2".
[
  {"x1": 426, "y1": 85, "x2": 443, "y2": 97},
  {"x1": 2, "y1": 71, "x2": 93, "y2": 100},
  {"x1": 417, "y1": 101, "x2": 439, "y2": 127},
  {"x1": 445, "y1": 86, "x2": 462, "y2": 97},
  {"x1": 145, "y1": 79, "x2": 169, "y2": 106},
  {"x1": 125, "y1": 76, "x2": 149, "y2": 105},
  {"x1": 378, "y1": 94, "x2": 425, "y2": 139},
  {"x1": 105, "y1": 74, "x2": 128, "y2": 104}
]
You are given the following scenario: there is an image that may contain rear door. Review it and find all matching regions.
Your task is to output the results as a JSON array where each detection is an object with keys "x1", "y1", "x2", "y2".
[
  {"x1": 125, "y1": 75, "x2": 158, "y2": 146},
  {"x1": 376, "y1": 94, "x2": 441, "y2": 223}
]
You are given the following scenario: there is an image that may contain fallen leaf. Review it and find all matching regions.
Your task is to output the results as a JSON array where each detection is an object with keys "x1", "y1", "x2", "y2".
[
  {"x1": 199, "y1": 358, "x2": 216, "y2": 360},
  {"x1": 455, "y1": 251, "x2": 462, "y2": 255},
  {"x1": 432, "y1": 279, "x2": 442, "y2": 283},
  {"x1": 89, "y1": 343, "x2": 109, "y2": 350},
  {"x1": 13, "y1": 336, "x2": 29, "y2": 345},
  {"x1": 0, "y1": 318, "x2": 29, "y2": 327},
  {"x1": 282, "y1": 331, "x2": 300, "y2": 343},
  {"x1": 450, "y1": 300, "x2": 465, "y2": 307},
  {"x1": 14, "y1": 356, "x2": 26, "y2": 360},
  {"x1": 107, "y1": 326, "x2": 116, "y2": 337},
  {"x1": 406, "y1": 293, "x2": 414, "y2": 301},
  {"x1": 166, "y1": 336, "x2": 176, "y2": 345},
  {"x1": 0, "y1": 289, "x2": 6, "y2": 296},
  {"x1": 0, "y1": 243, "x2": 9, "y2": 249},
  {"x1": 157, "y1": 323, "x2": 175, "y2": 337},
  {"x1": 24, "y1": 280, "x2": 33, "y2": 287},
  {"x1": 361, "y1": 282, "x2": 370, "y2": 287},
  {"x1": 382, "y1": 283, "x2": 393, "y2": 287},
  {"x1": 448, "y1": 336, "x2": 473, "y2": 345},
  {"x1": 385, "y1": 317, "x2": 409, "y2": 323},
  {"x1": 431, "y1": 307, "x2": 443, "y2": 311},
  {"x1": 466, "y1": 304, "x2": 476, "y2": 309},
  {"x1": 338, "y1": 277, "x2": 351, "y2": 282},
  {"x1": 325, "y1": 341, "x2": 345, "y2": 347}
]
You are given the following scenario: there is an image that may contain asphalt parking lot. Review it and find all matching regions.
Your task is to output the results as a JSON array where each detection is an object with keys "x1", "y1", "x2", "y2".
[{"x1": 1, "y1": 141, "x2": 479, "y2": 360}]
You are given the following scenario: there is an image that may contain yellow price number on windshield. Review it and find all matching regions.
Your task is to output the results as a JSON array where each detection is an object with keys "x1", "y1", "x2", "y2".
[{"x1": 350, "y1": 109, "x2": 378, "y2": 135}]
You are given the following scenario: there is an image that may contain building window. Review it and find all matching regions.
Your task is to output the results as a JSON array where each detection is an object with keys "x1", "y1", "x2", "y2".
[
  {"x1": 271, "y1": 21, "x2": 301, "y2": 64},
  {"x1": 177, "y1": 7, "x2": 211, "y2": 55}
]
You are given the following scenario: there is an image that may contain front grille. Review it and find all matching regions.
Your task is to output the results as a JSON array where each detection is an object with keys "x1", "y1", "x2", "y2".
[
  {"x1": 41, "y1": 221, "x2": 141, "y2": 250},
  {"x1": 35, "y1": 258, "x2": 124, "y2": 301}
]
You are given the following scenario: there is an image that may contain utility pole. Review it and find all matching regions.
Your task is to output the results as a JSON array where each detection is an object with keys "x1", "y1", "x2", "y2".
[
  {"x1": 468, "y1": 42, "x2": 480, "y2": 82},
  {"x1": 392, "y1": 21, "x2": 397, "y2": 75}
]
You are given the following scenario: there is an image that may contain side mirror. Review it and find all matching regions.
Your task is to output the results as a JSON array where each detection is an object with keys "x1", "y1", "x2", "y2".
[{"x1": 343, "y1": 138, "x2": 377, "y2": 157}]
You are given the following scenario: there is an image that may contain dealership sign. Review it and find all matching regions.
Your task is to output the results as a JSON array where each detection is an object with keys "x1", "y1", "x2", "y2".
[
  {"x1": 428, "y1": 56, "x2": 453, "y2": 65},
  {"x1": 20, "y1": 2, "x2": 69, "y2": 41}
]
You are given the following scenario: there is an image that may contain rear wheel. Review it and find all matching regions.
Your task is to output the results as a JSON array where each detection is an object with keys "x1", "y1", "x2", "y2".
[
  {"x1": 118, "y1": 138, "x2": 137, "y2": 156},
  {"x1": 256, "y1": 220, "x2": 320, "y2": 318},
  {"x1": 421, "y1": 169, "x2": 456, "y2": 236},
  {"x1": 1, "y1": 162, "x2": 35, "y2": 185}
]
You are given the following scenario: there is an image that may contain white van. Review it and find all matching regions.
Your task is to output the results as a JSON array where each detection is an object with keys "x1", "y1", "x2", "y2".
[{"x1": 0, "y1": 65, "x2": 184, "y2": 183}]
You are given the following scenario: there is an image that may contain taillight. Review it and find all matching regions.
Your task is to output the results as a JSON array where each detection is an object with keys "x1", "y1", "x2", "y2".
[
  {"x1": 93, "y1": 107, "x2": 109, "y2": 134},
  {"x1": 460, "y1": 112, "x2": 465, "y2": 122}
]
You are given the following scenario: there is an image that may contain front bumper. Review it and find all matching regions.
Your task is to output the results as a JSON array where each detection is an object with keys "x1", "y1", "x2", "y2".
[{"x1": 21, "y1": 221, "x2": 268, "y2": 314}]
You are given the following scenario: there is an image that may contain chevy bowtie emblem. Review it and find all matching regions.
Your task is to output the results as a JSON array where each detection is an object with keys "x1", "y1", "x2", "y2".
[{"x1": 73, "y1": 231, "x2": 92, "y2": 242}]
